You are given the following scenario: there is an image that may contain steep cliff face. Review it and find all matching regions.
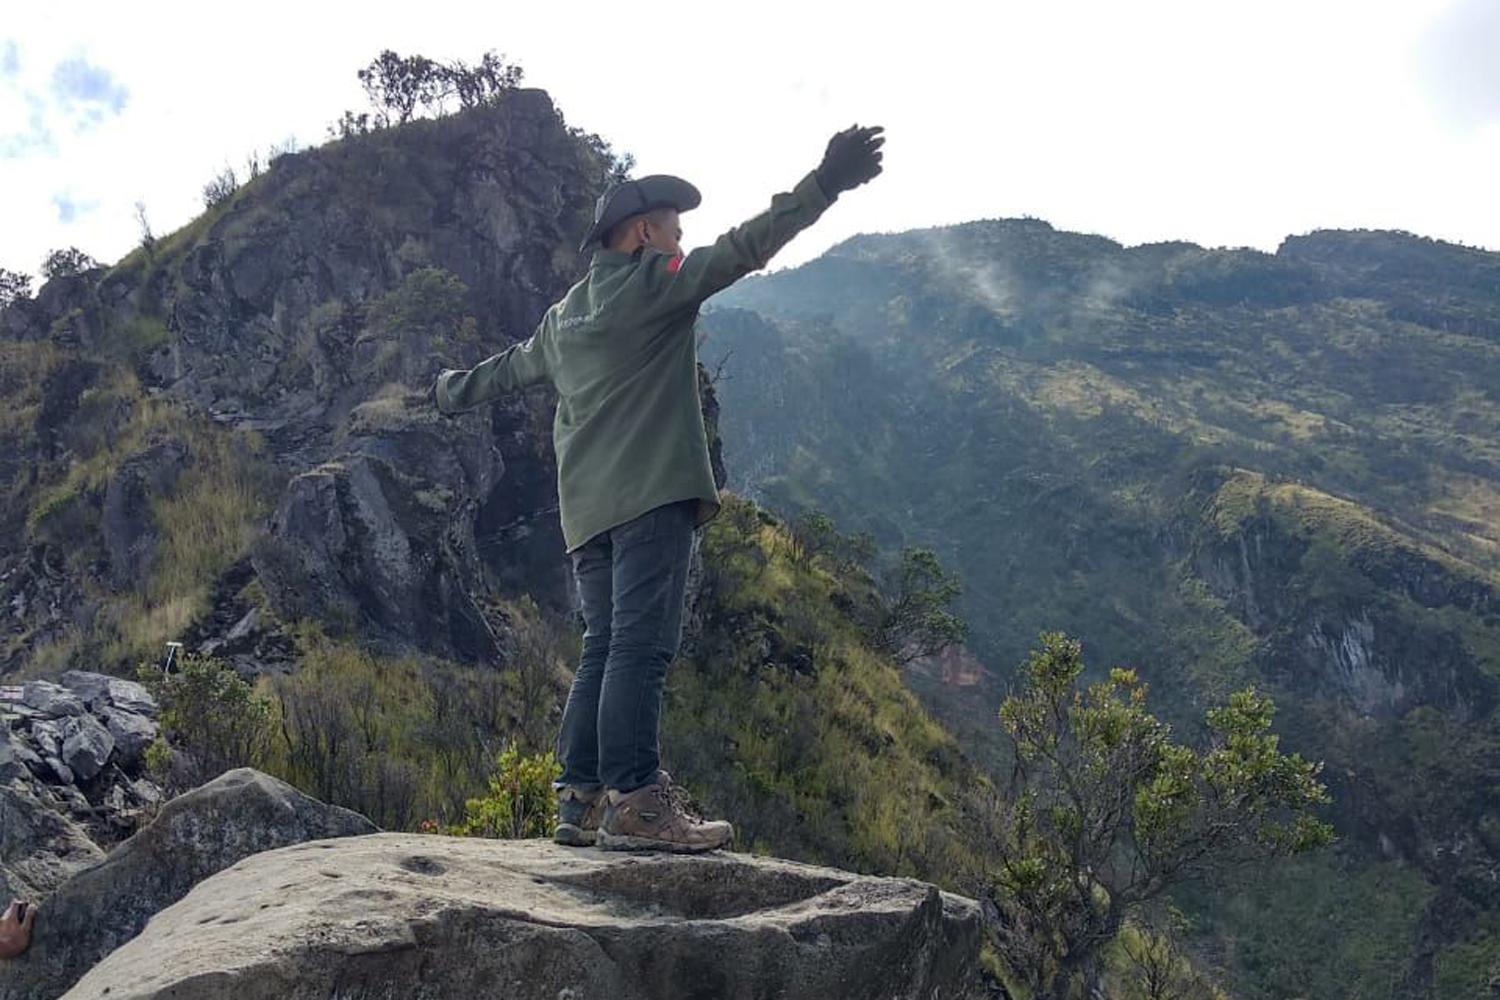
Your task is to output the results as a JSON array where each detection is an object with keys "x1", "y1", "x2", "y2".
[
  {"x1": 1191, "y1": 469, "x2": 1497, "y2": 720},
  {"x1": 0, "y1": 89, "x2": 667, "y2": 676}
]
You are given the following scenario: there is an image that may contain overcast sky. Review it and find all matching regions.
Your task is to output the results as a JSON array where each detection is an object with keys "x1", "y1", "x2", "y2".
[{"x1": 3, "y1": 0, "x2": 1497, "y2": 287}]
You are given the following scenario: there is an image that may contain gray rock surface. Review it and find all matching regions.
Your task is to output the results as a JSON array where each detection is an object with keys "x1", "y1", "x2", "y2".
[
  {"x1": 0, "y1": 732, "x2": 33, "y2": 782},
  {"x1": 2, "y1": 768, "x2": 377, "y2": 1000},
  {"x1": 57, "y1": 836, "x2": 982, "y2": 1000},
  {"x1": 55, "y1": 670, "x2": 112, "y2": 707},
  {"x1": 21, "y1": 681, "x2": 85, "y2": 718},
  {"x1": 59, "y1": 714, "x2": 114, "y2": 781},
  {"x1": 60, "y1": 671, "x2": 158, "y2": 716},
  {"x1": 30, "y1": 718, "x2": 63, "y2": 756},
  {"x1": 0, "y1": 782, "x2": 105, "y2": 902},
  {"x1": 100, "y1": 440, "x2": 190, "y2": 589},
  {"x1": 97, "y1": 707, "x2": 157, "y2": 764}
]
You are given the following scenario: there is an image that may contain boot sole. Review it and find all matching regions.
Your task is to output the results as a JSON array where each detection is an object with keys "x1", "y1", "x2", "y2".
[
  {"x1": 553, "y1": 823, "x2": 597, "y2": 847},
  {"x1": 596, "y1": 829, "x2": 731, "y2": 853}
]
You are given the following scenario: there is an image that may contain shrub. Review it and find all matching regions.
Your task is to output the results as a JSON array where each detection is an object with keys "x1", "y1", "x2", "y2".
[
  {"x1": 40, "y1": 247, "x2": 99, "y2": 280},
  {"x1": 982, "y1": 632, "x2": 1335, "y2": 1000},
  {"x1": 448, "y1": 745, "x2": 560, "y2": 839},
  {"x1": 136, "y1": 651, "x2": 275, "y2": 789},
  {"x1": 0, "y1": 267, "x2": 31, "y2": 306},
  {"x1": 865, "y1": 545, "x2": 969, "y2": 664},
  {"x1": 201, "y1": 164, "x2": 238, "y2": 209}
]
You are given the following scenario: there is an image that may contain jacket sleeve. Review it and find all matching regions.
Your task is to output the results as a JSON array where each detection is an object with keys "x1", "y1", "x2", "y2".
[
  {"x1": 637, "y1": 169, "x2": 835, "y2": 315},
  {"x1": 434, "y1": 317, "x2": 552, "y2": 413}
]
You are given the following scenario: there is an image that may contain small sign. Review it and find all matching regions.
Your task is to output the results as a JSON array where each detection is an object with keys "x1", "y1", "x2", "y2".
[{"x1": 0, "y1": 685, "x2": 22, "y2": 703}]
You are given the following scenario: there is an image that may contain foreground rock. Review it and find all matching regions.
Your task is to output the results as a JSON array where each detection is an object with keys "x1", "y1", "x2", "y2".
[
  {"x1": 3, "y1": 669, "x2": 164, "y2": 847},
  {"x1": 3, "y1": 768, "x2": 377, "y2": 1000},
  {"x1": 0, "y1": 782, "x2": 104, "y2": 902},
  {"x1": 58, "y1": 835, "x2": 982, "y2": 1000}
]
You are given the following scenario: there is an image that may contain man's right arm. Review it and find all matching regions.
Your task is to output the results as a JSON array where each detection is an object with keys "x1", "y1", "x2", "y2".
[{"x1": 636, "y1": 169, "x2": 835, "y2": 316}]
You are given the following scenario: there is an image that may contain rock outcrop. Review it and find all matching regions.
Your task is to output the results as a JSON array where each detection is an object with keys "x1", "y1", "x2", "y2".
[
  {"x1": 2, "y1": 768, "x2": 377, "y2": 1000},
  {"x1": 0, "y1": 782, "x2": 104, "y2": 903},
  {"x1": 2, "y1": 671, "x2": 164, "y2": 848},
  {"x1": 56, "y1": 835, "x2": 982, "y2": 1000},
  {"x1": 0, "y1": 88, "x2": 633, "y2": 677}
]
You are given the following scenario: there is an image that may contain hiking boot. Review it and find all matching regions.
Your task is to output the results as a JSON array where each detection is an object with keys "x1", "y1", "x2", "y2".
[
  {"x1": 596, "y1": 769, "x2": 733, "y2": 853},
  {"x1": 554, "y1": 783, "x2": 606, "y2": 846}
]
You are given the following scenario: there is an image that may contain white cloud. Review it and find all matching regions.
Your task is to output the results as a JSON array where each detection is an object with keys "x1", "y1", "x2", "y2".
[
  {"x1": 50, "y1": 53, "x2": 129, "y2": 132},
  {"x1": 51, "y1": 188, "x2": 100, "y2": 224}
]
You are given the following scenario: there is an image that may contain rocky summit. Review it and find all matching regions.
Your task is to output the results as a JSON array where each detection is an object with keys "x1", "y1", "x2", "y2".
[{"x1": 56, "y1": 835, "x2": 981, "y2": 1000}]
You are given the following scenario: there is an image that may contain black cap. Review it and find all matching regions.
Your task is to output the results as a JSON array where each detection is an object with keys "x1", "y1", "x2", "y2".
[{"x1": 579, "y1": 174, "x2": 701, "y2": 253}]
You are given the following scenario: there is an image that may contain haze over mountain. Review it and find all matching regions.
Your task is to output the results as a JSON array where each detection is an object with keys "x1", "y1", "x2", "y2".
[{"x1": 703, "y1": 220, "x2": 1500, "y2": 998}]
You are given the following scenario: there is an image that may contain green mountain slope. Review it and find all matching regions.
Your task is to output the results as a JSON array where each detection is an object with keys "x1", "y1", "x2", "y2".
[{"x1": 703, "y1": 220, "x2": 1500, "y2": 999}]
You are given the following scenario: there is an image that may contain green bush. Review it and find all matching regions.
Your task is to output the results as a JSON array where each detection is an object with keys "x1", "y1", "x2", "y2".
[
  {"x1": 448, "y1": 745, "x2": 560, "y2": 839},
  {"x1": 137, "y1": 651, "x2": 274, "y2": 789},
  {"x1": 985, "y1": 632, "x2": 1335, "y2": 1000}
]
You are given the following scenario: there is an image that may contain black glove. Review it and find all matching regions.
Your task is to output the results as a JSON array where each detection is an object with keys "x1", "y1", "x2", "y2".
[{"x1": 815, "y1": 124, "x2": 885, "y2": 196}]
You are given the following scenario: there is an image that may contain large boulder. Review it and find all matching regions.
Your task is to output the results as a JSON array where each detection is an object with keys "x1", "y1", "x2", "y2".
[
  {"x1": 55, "y1": 836, "x2": 982, "y2": 1000},
  {"x1": 250, "y1": 449, "x2": 505, "y2": 662},
  {"x1": 20, "y1": 681, "x2": 85, "y2": 718},
  {"x1": 96, "y1": 706, "x2": 157, "y2": 764},
  {"x1": 58, "y1": 671, "x2": 158, "y2": 717},
  {"x1": 58, "y1": 714, "x2": 114, "y2": 782},
  {"x1": 0, "y1": 782, "x2": 104, "y2": 902},
  {"x1": 2, "y1": 768, "x2": 377, "y2": 1000}
]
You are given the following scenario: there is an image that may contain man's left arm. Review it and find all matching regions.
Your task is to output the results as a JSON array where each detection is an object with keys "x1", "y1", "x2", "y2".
[{"x1": 431, "y1": 317, "x2": 552, "y2": 414}]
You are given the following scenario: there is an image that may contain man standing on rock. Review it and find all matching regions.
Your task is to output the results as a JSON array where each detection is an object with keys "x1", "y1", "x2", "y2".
[
  {"x1": 1, "y1": 900, "x2": 37, "y2": 958},
  {"x1": 431, "y1": 124, "x2": 885, "y2": 852}
]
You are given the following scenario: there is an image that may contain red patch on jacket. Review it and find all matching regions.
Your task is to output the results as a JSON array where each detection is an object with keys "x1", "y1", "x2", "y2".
[{"x1": 666, "y1": 255, "x2": 683, "y2": 273}]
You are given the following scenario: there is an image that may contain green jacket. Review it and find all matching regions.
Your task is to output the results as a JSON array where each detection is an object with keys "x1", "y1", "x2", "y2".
[{"x1": 435, "y1": 169, "x2": 836, "y2": 552}]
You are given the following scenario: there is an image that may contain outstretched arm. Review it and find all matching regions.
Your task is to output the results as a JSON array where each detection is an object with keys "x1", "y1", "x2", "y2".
[
  {"x1": 639, "y1": 124, "x2": 886, "y2": 314},
  {"x1": 431, "y1": 317, "x2": 553, "y2": 415}
]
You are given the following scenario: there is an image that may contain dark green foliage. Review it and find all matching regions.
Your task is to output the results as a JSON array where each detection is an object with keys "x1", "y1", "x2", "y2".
[
  {"x1": 40, "y1": 247, "x2": 98, "y2": 280},
  {"x1": 443, "y1": 51, "x2": 526, "y2": 109},
  {"x1": 985, "y1": 633, "x2": 1334, "y2": 1000},
  {"x1": 201, "y1": 164, "x2": 237, "y2": 209},
  {"x1": 866, "y1": 546, "x2": 970, "y2": 664},
  {"x1": 787, "y1": 508, "x2": 837, "y2": 565},
  {"x1": 367, "y1": 265, "x2": 467, "y2": 338},
  {"x1": 137, "y1": 652, "x2": 275, "y2": 790},
  {"x1": 0, "y1": 267, "x2": 31, "y2": 306},
  {"x1": 361, "y1": 265, "x2": 476, "y2": 382},
  {"x1": 337, "y1": 48, "x2": 527, "y2": 137},
  {"x1": 358, "y1": 50, "x2": 450, "y2": 126},
  {"x1": 565, "y1": 125, "x2": 636, "y2": 185}
]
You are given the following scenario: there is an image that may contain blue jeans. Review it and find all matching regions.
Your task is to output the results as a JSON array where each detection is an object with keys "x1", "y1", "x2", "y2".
[{"x1": 554, "y1": 498, "x2": 697, "y2": 794}]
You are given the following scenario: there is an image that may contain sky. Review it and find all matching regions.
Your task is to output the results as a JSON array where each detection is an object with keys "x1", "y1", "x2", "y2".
[{"x1": 2, "y1": 0, "x2": 1498, "y2": 287}]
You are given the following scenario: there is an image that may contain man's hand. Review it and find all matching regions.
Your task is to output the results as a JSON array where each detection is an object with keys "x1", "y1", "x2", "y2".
[
  {"x1": 0, "y1": 899, "x2": 37, "y2": 959},
  {"x1": 815, "y1": 124, "x2": 885, "y2": 196}
]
